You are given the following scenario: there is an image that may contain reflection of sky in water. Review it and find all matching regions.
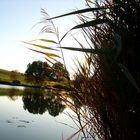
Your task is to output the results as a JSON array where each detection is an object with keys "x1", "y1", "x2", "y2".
[{"x1": 0, "y1": 96, "x2": 80, "y2": 140}]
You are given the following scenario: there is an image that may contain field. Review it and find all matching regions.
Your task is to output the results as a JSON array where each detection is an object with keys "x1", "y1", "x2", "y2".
[
  {"x1": 0, "y1": 69, "x2": 70, "y2": 90},
  {"x1": 0, "y1": 69, "x2": 26, "y2": 84}
]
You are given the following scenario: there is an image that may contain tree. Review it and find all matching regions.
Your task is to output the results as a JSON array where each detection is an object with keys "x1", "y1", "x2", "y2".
[
  {"x1": 25, "y1": 61, "x2": 51, "y2": 85},
  {"x1": 10, "y1": 70, "x2": 20, "y2": 84},
  {"x1": 51, "y1": 62, "x2": 69, "y2": 81},
  {"x1": 10, "y1": 70, "x2": 18, "y2": 81}
]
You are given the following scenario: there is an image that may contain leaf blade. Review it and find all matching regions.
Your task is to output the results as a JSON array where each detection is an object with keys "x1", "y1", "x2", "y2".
[
  {"x1": 23, "y1": 41, "x2": 58, "y2": 51},
  {"x1": 60, "y1": 46, "x2": 111, "y2": 54},
  {"x1": 28, "y1": 48, "x2": 61, "y2": 58},
  {"x1": 72, "y1": 19, "x2": 110, "y2": 29},
  {"x1": 48, "y1": 7, "x2": 107, "y2": 20},
  {"x1": 28, "y1": 39, "x2": 58, "y2": 44},
  {"x1": 39, "y1": 39, "x2": 58, "y2": 44}
]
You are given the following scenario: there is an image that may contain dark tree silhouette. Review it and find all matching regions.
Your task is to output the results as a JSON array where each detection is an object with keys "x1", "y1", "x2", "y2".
[
  {"x1": 25, "y1": 61, "x2": 51, "y2": 85},
  {"x1": 51, "y1": 62, "x2": 70, "y2": 81}
]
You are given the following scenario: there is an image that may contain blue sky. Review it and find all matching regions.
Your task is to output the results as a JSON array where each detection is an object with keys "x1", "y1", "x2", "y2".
[{"x1": 0, "y1": 0, "x2": 85, "y2": 73}]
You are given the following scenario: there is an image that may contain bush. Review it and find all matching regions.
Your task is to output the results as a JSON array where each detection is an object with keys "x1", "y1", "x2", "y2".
[{"x1": 12, "y1": 80, "x2": 20, "y2": 85}]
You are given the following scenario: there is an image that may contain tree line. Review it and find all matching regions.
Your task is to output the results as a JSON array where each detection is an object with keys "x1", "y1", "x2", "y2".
[{"x1": 25, "y1": 61, "x2": 69, "y2": 85}]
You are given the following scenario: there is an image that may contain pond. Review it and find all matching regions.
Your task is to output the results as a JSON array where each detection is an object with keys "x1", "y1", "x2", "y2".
[{"x1": 0, "y1": 84, "x2": 81, "y2": 140}]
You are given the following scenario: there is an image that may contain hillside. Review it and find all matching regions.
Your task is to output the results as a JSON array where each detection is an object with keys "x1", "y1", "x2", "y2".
[
  {"x1": 0, "y1": 69, "x2": 11, "y2": 81},
  {"x1": 0, "y1": 69, "x2": 25, "y2": 84}
]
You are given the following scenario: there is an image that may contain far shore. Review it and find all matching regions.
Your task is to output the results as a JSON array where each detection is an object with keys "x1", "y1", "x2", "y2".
[
  {"x1": 0, "y1": 81, "x2": 41, "y2": 88},
  {"x1": 0, "y1": 80, "x2": 71, "y2": 91}
]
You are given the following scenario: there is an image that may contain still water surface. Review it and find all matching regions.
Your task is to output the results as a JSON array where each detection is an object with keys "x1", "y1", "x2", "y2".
[{"x1": 0, "y1": 84, "x2": 80, "y2": 140}]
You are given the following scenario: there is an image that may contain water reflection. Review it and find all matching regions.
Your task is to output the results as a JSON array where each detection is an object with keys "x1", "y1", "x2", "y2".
[
  {"x1": 7, "y1": 88, "x2": 20, "y2": 101},
  {"x1": 0, "y1": 85, "x2": 66, "y2": 117},
  {"x1": 0, "y1": 85, "x2": 81, "y2": 140},
  {"x1": 0, "y1": 87, "x2": 22, "y2": 101},
  {"x1": 22, "y1": 88, "x2": 66, "y2": 116}
]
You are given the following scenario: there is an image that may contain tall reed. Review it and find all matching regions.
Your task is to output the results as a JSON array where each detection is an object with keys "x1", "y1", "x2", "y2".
[
  {"x1": 25, "y1": 0, "x2": 140, "y2": 139},
  {"x1": 67, "y1": 0, "x2": 140, "y2": 140}
]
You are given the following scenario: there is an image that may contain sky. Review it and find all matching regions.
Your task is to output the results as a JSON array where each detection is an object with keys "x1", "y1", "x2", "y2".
[{"x1": 0, "y1": 0, "x2": 86, "y2": 74}]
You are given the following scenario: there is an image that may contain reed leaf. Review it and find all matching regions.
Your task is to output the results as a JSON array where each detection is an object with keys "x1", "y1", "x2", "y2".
[
  {"x1": 29, "y1": 39, "x2": 58, "y2": 44},
  {"x1": 86, "y1": 0, "x2": 93, "y2": 4},
  {"x1": 28, "y1": 48, "x2": 60, "y2": 58},
  {"x1": 23, "y1": 41, "x2": 58, "y2": 51},
  {"x1": 72, "y1": 19, "x2": 110, "y2": 29},
  {"x1": 59, "y1": 19, "x2": 110, "y2": 42},
  {"x1": 40, "y1": 39, "x2": 58, "y2": 44},
  {"x1": 48, "y1": 7, "x2": 107, "y2": 20},
  {"x1": 60, "y1": 46, "x2": 111, "y2": 54},
  {"x1": 66, "y1": 123, "x2": 87, "y2": 140}
]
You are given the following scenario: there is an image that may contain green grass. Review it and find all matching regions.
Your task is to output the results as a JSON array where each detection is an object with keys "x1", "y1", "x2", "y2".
[
  {"x1": 0, "y1": 69, "x2": 26, "y2": 84},
  {"x1": 0, "y1": 69, "x2": 11, "y2": 81},
  {"x1": 0, "y1": 69, "x2": 70, "y2": 89}
]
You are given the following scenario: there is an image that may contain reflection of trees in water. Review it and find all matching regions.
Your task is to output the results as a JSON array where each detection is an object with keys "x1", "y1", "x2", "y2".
[
  {"x1": 22, "y1": 89, "x2": 47, "y2": 114},
  {"x1": 7, "y1": 88, "x2": 21, "y2": 101},
  {"x1": 46, "y1": 94, "x2": 66, "y2": 116},
  {"x1": 22, "y1": 88, "x2": 65, "y2": 116}
]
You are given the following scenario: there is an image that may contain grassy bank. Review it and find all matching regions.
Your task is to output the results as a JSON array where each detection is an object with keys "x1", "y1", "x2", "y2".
[
  {"x1": 0, "y1": 69, "x2": 70, "y2": 90},
  {"x1": 0, "y1": 69, "x2": 11, "y2": 81},
  {"x1": 0, "y1": 69, "x2": 28, "y2": 85}
]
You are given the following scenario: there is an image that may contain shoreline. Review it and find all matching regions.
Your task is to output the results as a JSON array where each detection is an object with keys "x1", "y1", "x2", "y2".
[{"x1": 0, "y1": 81, "x2": 42, "y2": 89}]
